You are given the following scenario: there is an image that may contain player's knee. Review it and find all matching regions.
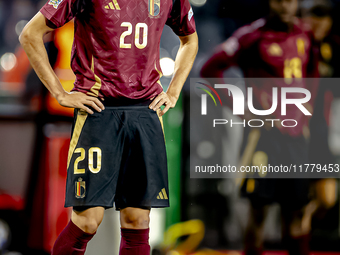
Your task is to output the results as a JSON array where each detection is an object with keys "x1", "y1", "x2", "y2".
[
  {"x1": 72, "y1": 207, "x2": 104, "y2": 234},
  {"x1": 121, "y1": 208, "x2": 150, "y2": 229},
  {"x1": 82, "y1": 218, "x2": 101, "y2": 234},
  {"x1": 123, "y1": 212, "x2": 150, "y2": 228},
  {"x1": 72, "y1": 216, "x2": 101, "y2": 234}
]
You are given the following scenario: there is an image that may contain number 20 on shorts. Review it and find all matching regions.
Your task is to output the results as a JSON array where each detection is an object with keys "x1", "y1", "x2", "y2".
[{"x1": 74, "y1": 147, "x2": 102, "y2": 174}]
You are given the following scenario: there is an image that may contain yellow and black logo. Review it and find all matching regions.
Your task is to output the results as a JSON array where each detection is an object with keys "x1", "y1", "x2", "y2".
[
  {"x1": 104, "y1": 0, "x2": 120, "y2": 10},
  {"x1": 75, "y1": 178, "x2": 86, "y2": 199},
  {"x1": 157, "y1": 188, "x2": 168, "y2": 200}
]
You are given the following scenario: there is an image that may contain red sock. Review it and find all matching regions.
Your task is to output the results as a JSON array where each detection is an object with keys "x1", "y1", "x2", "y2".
[
  {"x1": 120, "y1": 228, "x2": 150, "y2": 255},
  {"x1": 52, "y1": 220, "x2": 95, "y2": 255}
]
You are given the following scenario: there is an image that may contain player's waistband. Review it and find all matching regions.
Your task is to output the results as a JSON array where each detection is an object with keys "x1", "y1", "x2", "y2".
[{"x1": 102, "y1": 98, "x2": 153, "y2": 107}]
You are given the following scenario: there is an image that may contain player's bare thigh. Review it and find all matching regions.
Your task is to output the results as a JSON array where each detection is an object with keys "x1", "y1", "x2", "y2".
[
  {"x1": 120, "y1": 207, "x2": 150, "y2": 229},
  {"x1": 72, "y1": 206, "x2": 105, "y2": 234}
]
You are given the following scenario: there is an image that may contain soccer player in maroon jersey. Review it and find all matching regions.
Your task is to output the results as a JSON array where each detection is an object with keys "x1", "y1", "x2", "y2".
[
  {"x1": 201, "y1": 0, "x2": 318, "y2": 254},
  {"x1": 19, "y1": 0, "x2": 198, "y2": 254}
]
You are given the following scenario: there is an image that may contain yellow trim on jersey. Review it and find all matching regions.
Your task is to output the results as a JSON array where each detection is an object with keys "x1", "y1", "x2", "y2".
[
  {"x1": 88, "y1": 56, "x2": 102, "y2": 97},
  {"x1": 67, "y1": 110, "x2": 88, "y2": 169},
  {"x1": 155, "y1": 61, "x2": 163, "y2": 78},
  {"x1": 155, "y1": 61, "x2": 163, "y2": 89},
  {"x1": 157, "y1": 80, "x2": 163, "y2": 89}
]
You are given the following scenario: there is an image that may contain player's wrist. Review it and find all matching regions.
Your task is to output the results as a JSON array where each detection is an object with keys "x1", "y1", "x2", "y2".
[
  {"x1": 167, "y1": 92, "x2": 179, "y2": 105},
  {"x1": 55, "y1": 90, "x2": 69, "y2": 103}
]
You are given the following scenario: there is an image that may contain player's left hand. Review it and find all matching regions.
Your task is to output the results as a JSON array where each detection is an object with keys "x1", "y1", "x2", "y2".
[{"x1": 149, "y1": 92, "x2": 177, "y2": 116}]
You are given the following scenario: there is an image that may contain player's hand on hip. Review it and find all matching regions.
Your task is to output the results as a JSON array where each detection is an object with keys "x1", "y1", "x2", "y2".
[
  {"x1": 149, "y1": 92, "x2": 176, "y2": 116},
  {"x1": 56, "y1": 91, "x2": 105, "y2": 114}
]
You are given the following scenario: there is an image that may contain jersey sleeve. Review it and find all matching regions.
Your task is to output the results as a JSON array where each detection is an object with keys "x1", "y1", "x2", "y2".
[
  {"x1": 40, "y1": 0, "x2": 84, "y2": 28},
  {"x1": 200, "y1": 22, "x2": 261, "y2": 78},
  {"x1": 165, "y1": 0, "x2": 196, "y2": 36},
  {"x1": 200, "y1": 36, "x2": 243, "y2": 79}
]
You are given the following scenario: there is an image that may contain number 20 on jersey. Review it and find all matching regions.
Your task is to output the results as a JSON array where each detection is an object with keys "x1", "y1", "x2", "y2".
[{"x1": 120, "y1": 22, "x2": 148, "y2": 49}]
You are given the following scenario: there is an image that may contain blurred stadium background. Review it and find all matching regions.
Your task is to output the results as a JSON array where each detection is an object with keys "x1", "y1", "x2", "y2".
[{"x1": 1, "y1": 0, "x2": 340, "y2": 254}]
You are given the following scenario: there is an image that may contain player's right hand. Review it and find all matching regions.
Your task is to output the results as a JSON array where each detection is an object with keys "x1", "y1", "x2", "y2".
[{"x1": 56, "y1": 91, "x2": 105, "y2": 114}]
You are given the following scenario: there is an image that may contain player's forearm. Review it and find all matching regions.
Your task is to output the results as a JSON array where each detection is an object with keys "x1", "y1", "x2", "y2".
[
  {"x1": 19, "y1": 28, "x2": 65, "y2": 99},
  {"x1": 167, "y1": 32, "x2": 198, "y2": 101}
]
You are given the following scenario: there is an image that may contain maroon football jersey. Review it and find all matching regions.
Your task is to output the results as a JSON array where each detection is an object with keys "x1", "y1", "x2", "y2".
[
  {"x1": 201, "y1": 18, "x2": 319, "y2": 137},
  {"x1": 41, "y1": 0, "x2": 196, "y2": 99}
]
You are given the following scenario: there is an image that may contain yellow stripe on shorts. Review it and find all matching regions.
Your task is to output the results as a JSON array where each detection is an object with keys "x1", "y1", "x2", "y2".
[{"x1": 67, "y1": 110, "x2": 88, "y2": 169}]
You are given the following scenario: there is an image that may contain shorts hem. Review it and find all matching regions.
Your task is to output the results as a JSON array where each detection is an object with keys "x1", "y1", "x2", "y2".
[
  {"x1": 65, "y1": 203, "x2": 170, "y2": 210},
  {"x1": 65, "y1": 204, "x2": 114, "y2": 210},
  {"x1": 115, "y1": 203, "x2": 170, "y2": 211},
  {"x1": 115, "y1": 204, "x2": 170, "y2": 210}
]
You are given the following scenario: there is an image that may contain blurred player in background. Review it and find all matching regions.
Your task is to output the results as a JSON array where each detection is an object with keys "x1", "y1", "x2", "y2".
[
  {"x1": 304, "y1": 4, "x2": 339, "y2": 224},
  {"x1": 201, "y1": 0, "x2": 319, "y2": 254},
  {"x1": 19, "y1": 0, "x2": 198, "y2": 254}
]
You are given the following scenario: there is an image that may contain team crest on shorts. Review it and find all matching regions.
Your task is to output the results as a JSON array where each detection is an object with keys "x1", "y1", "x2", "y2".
[
  {"x1": 48, "y1": 0, "x2": 63, "y2": 9},
  {"x1": 75, "y1": 178, "x2": 86, "y2": 199},
  {"x1": 148, "y1": 0, "x2": 160, "y2": 16}
]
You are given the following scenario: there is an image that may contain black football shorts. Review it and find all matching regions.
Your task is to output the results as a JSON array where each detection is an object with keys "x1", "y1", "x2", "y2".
[
  {"x1": 64, "y1": 99, "x2": 169, "y2": 210},
  {"x1": 241, "y1": 128, "x2": 310, "y2": 210}
]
